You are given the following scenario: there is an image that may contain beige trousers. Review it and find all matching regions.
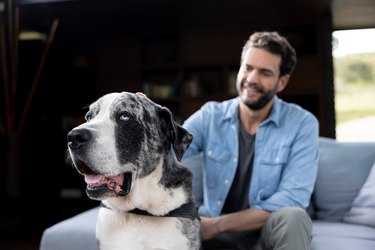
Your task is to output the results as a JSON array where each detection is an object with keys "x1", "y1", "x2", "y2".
[{"x1": 202, "y1": 207, "x2": 313, "y2": 250}]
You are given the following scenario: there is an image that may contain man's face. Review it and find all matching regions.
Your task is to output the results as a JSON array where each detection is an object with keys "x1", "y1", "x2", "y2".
[{"x1": 236, "y1": 47, "x2": 288, "y2": 110}]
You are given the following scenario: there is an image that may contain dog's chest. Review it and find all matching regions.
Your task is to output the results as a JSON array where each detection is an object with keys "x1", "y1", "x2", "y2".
[{"x1": 96, "y1": 208, "x2": 191, "y2": 250}]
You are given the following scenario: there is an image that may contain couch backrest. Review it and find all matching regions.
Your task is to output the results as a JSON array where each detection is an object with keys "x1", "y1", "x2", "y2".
[
  {"x1": 182, "y1": 153, "x2": 204, "y2": 207},
  {"x1": 312, "y1": 137, "x2": 375, "y2": 221}
]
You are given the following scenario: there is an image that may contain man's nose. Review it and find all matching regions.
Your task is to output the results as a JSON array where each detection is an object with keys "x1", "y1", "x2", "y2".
[{"x1": 246, "y1": 70, "x2": 259, "y2": 83}]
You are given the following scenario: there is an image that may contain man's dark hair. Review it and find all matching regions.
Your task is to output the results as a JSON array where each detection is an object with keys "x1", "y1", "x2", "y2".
[{"x1": 241, "y1": 31, "x2": 297, "y2": 76}]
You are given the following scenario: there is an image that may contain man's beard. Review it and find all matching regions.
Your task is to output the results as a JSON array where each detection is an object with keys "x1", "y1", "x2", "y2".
[{"x1": 238, "y1": 82, "x2": 277, "y2": 110}]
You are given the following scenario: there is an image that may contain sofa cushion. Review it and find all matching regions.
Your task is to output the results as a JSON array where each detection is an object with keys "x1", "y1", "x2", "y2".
[
  {"x1": 312, "y1": 220, "x2": 375, "y2": 250},
  {"x1": 313, "y1": 137, "x2": 375, "y2": 221},
  {"x1": 343, "y1": 161, "x2": 375, "y2": 227}
]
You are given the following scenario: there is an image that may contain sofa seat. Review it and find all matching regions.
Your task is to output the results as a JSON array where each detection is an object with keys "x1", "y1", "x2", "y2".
[{"x1": 312, "y1": 220, "x2": 375, "y2": 250}]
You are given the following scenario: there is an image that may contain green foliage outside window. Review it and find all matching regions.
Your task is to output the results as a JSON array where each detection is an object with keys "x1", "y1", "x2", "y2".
[
  {"x1": 334, "y1": 53, "x2": 375, "y2": 85},
  {"x1": 334, "y1": 52, "x2": 375, "y2": 125}
]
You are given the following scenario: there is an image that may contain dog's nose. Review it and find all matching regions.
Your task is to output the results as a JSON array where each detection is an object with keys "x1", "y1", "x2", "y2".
[{"x1": 67, "y1": 128, "x2": 92, "y2": 150}]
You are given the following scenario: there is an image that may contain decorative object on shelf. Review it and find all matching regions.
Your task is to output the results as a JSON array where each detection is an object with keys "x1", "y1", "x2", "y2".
[
  {"x1": 142, "y1": 82, "x2": 173, "y2": 99},
  {"x1": 184, "y1": 72, "x2": 201, "y2": 97}
]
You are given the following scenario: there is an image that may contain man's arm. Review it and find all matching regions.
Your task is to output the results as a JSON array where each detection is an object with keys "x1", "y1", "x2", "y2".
[{"x1": 200, "y1": 208, "x2": 271, "y2": 240}]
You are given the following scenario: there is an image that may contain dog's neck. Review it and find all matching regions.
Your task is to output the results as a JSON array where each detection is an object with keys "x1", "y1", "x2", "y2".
[{"x1": 100, "y1": 201, "x2": 199, "y2": 220}]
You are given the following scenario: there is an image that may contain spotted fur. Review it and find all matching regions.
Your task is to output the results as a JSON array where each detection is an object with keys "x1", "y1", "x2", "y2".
[{"x1": 67, "y1": 92, "x2": 201, "y2": 250}]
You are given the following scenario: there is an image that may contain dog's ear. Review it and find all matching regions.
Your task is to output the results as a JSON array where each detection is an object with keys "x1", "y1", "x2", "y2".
[{"x1": 158, "y1": 107, "x2": 193, "y2": 161}]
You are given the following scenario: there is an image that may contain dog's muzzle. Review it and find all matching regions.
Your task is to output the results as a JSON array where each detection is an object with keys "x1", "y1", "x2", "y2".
[{"x1": 67, "y1": 128, "x2": 132, "y2": 200}]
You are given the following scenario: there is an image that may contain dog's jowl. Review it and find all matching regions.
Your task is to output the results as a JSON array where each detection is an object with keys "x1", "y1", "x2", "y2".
[{"x1": 67, "y1": 91, "x2": 201, "y2": 250}]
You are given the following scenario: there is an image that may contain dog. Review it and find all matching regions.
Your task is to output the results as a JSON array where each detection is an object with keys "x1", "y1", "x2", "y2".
[{"x1": 67, "y1": 91, "x2": 201, "y2": 250}]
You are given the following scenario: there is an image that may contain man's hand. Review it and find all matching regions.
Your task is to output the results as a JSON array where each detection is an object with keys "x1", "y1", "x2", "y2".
[
  {"x1": 135, "y1": 92, "x2": 147, "y2": 97},
  {"x1": 200, "y1": 216, "x2": 221, "y2": 240},
  {"x1": 199, "y1": 208, "x2": 271, "y2": 240}
]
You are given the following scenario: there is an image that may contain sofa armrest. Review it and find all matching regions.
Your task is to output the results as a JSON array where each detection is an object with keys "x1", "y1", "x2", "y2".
[{"x1": 40, "y1": 207, "x2": 100, "y2": 250}]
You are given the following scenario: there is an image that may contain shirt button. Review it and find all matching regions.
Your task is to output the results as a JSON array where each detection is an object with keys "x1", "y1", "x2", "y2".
[
  {"x1": 217, "y1": 201, "x2": 221, "y2": 205},
  {"x1": 233, "y1": 158, "x2": 236, "y2": 162},
  {"x1": 224, "y1": 179, "x2": 229, "y2": 185},
  {"x1": 207, "y1": 150, "x2": 212, "y2": 156}
]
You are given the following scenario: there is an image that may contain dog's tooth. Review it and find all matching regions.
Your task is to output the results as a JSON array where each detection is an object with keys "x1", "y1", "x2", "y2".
[
  {"x1": 111, "y1": 174, "x2": 125, "y2": 186},
  {"x1": 107, "y1": 180, "x2": 116, "y2": 190}
]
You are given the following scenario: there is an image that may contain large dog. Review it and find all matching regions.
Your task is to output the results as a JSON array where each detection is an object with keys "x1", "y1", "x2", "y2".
[{"x1": 67, "y1": 92, "x2": 201, "y2": 250}]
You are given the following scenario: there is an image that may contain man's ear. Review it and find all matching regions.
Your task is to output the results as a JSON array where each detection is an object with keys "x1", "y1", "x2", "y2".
[
  {"x1": 277, "y1": 74, "x2": 290, "y2": 93},
  {"x1": 158, "y1": 107, "x2": 193, "y2": 161}
]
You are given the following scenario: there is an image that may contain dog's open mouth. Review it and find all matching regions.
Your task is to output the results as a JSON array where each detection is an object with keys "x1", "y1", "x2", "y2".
[
  {"x1": 85, "y1": 173, "x2": 132, "y2": 196},
  {"x1": 74, "y1": 159, "x2": 132, "y2": 197}
]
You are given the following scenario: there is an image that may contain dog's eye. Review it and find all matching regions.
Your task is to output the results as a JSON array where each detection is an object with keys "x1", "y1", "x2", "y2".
[
  {"x1": 85, "y1": 113, "x2": 92, "y2": 121},
  {"x1": 120, "y1": 114, "x2": 130, "y2": 121}
]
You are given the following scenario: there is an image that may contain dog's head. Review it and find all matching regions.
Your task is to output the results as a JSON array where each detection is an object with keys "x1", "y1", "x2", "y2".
[{"x1": 67, "y1": 92, "x2": 193, "y2": 201}]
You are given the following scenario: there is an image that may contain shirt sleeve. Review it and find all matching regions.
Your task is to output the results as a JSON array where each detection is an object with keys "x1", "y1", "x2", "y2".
[{"x1": 181, "y1": 103, "x2": 211, "y2": 159}]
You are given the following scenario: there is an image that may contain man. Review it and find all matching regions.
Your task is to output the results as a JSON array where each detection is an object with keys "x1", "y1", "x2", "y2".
[{"x1": 181, "y1": 31, "x2": 319, "y2": 250}]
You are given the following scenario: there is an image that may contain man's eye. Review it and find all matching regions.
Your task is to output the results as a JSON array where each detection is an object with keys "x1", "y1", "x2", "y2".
[
  {"x1": 242, "y1": 65, "x2": 250, "y2": 72},
  {"x1": 262, "y1": 70, "x2": 273, "y2": 77}
]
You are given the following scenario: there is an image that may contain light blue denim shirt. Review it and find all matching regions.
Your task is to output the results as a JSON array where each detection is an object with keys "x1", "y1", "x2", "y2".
[{"x1": 182, "y1": 96, "x2": 319, "y2": 217}]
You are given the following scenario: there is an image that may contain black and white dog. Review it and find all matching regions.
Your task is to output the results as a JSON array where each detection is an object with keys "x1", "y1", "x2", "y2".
[{"x1": 67, "y1": 92, "x2": 201, "y2": 250}]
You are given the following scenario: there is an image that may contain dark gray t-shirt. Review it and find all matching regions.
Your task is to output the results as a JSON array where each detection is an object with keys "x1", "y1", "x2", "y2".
[{"x1": 222, "y1": 122, "x2": 255, "y2": 213}]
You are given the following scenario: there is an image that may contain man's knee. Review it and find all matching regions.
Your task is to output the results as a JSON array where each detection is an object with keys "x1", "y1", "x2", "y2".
[
  {"x1": 269, "y1": 207, "x2": 312, "y2": 230},
  {"x1": 274, "y1": 207, "x2": 309, "y2": 220},
  {"x1": 261, "y1": 207, "x2": 313, "y2": 249}
]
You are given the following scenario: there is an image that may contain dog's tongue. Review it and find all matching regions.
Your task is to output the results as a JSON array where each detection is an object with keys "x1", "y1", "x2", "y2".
[
  {"x1": 84, "y1": 174, "x2": 105, "y2": 185},
  {"x1": 84, "y1": 174, "x2": 125, "y2": 195}
]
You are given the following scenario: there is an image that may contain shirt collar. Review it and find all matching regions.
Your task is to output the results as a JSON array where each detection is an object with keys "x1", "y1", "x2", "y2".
[
  {"x1": 224, "y1": 97, "x2": 241, "y2": 123},
  {"x1": 224, "y1": 96, "x2": 282, "y2": 127},
  {"x1": 264, "y1": 96, "x2": 282, "y2": 127}
]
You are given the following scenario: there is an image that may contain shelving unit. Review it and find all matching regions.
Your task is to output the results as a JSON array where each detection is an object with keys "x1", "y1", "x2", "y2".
[{"x1": 138, "y1": 34, "x2": 240, "y2": 122}]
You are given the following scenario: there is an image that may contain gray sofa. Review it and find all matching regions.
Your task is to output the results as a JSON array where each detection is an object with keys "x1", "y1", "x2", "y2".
[{"x1": 40, "y1": 137, "x2": 375, "y2": 250}]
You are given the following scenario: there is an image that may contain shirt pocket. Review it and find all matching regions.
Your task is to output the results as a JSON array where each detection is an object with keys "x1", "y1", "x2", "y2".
[
  {"x1": 258, "y1": 147, "x2": 290, "y2": 193},
  {"x1": 259, "y1": 147, "x2": 289, "y2": 166},
  {"x1": 204, "y1": 142, "x2": 232, "y2": 188}
]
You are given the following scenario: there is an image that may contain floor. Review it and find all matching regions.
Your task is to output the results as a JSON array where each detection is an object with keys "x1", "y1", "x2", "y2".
[
  {"x1": 0, "y1": 219, "x2": 42, "y2": 250},
  {"x1": 0, "y1": 238, "x2": 40, "y2": 250},
  {"x1": 0, "y1": 204, "x2": 95, "y2": 250},
  {"x1": 0, "y1": 197, "x2": 97, "y2": 250}
]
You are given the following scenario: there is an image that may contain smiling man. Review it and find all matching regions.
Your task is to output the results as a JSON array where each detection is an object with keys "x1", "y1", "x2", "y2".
[{"x1": 182, "y1": 31, "x2": 320, "y2": 250}]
